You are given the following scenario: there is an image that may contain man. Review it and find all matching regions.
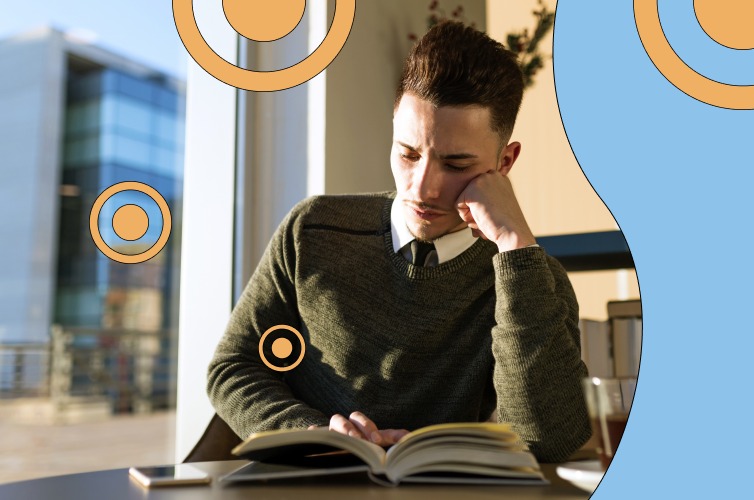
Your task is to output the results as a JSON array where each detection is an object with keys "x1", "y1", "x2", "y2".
[{"x1": 207, "y1": 21, "x2": 590, "y2": 462}]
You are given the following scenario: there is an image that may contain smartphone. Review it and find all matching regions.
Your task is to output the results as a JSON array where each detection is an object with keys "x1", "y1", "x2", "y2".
[{"x1": 128, "y1": 464, "x2": 211, "y2": 487}]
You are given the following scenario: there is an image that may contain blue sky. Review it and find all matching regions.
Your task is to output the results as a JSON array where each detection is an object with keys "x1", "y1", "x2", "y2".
[{"x1": 0, "y1": 0, "x2": 187, "y2": 78}]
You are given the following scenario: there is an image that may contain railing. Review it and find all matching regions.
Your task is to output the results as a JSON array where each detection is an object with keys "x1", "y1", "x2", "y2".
[
  {"x1": 0, "y1": 343, "x2": 50, "y2": 398},
  {"x1": 0, "y1": 326, "x2": 177, "y2": 414}
]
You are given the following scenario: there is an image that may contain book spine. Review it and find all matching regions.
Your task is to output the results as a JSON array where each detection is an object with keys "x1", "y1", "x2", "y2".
[
  {"x1": 607, "y1": 299, "x2": 642, "y2": 318},
  {"x1": 579, "y1": 319, "x2": 613, "y2": 378},
  {"x1": 612, "y1": 317, "x2": 642, "y2": 377}
]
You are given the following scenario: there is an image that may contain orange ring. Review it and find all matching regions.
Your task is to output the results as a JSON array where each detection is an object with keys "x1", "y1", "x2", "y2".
[
  {"x1": 259, "y1": 325, "x2": 306, "y2": 372},
  {"x1": 89, "y1": 182, "x2": 172, "y2": 264},
  {"x1": 634, "y1": 0, "x2": 754, "y2": 109},
  {"x1": 173, "y1": 0, "x2": 356, "y2": 91}
]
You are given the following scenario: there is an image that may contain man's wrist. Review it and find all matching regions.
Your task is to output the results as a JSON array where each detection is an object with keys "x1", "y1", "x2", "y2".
[{"x1": 495, "y1": 233, "x2": 537, "y2": 253}]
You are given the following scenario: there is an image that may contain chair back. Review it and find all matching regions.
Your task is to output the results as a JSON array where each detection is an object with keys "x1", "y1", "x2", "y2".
[{"x1": 182, "y1": 413, "x2": 242, "y2": 463}]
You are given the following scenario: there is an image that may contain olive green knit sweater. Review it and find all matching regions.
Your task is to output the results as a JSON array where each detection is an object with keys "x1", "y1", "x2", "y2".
[{"x1": 207, "y1": 192, "x2": 590, "y2": 462}]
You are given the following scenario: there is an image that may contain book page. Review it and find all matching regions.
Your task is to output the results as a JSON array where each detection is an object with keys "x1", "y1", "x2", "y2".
[
  {"x1": 388, "y1": 422, "x2": 519, "y2": 458},
  {"x1": 232, "y1": 427, "x2": 388, "y2": 473}
]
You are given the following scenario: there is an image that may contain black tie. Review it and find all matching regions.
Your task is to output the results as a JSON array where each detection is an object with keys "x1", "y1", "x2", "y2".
[{"x1": 410, "y1": 240, "x2": 436, "y2": 267}]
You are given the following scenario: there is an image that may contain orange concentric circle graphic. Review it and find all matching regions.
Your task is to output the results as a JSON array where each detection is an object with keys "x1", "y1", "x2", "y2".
[
  {"x1": 694, "y1": 0, "x2": 754, "y2": 50},
  {"x1": 259, "y1": 325, "x2": 306, "y2": 372},
  {"x1": 634, "y1": 0, "x2": 754, "y2": 109},
  {"x1": 89, "y1": 182, "x2": 172, "y2": 264},
  {"x1": 173, "y1": 0, "x2": 356, "y2": 92}
]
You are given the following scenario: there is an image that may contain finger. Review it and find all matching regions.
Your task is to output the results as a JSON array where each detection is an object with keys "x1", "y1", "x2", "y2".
[
  {"x1": 471, "y1": 229, "x2": 489, "y2": 240},
  {"x1": 455, "y1": 196, "x2": 469, "y2": 209},
  {"x1": 457, "y1": 207, "x2": 474, "y2": 224},
  {"x1": 330, "y1": 414, "x2": 365, "y2": 439},
  {"x1": 455, "y1": 187, "x2": 475, "y2": 210},
  {"x1": 378, "y1": 429, "x2": 410, "y2": 445},
  {"x1": 349, "y1": 411, "x2": 381, "y2": 444}
]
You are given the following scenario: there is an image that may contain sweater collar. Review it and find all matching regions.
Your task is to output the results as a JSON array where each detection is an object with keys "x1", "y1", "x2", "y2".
[{"x1": 390, "y1": 198, "x2": 477, "y2": 265}]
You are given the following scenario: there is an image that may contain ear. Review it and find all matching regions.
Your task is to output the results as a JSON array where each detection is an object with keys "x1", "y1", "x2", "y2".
[{"x1": 497, "y1": 141, "x2": 521, "y2": 176}]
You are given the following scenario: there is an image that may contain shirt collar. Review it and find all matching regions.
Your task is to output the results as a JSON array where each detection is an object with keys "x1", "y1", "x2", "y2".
[{"x1": 390, "y1": 198, "x2": 477, "y2": 264}]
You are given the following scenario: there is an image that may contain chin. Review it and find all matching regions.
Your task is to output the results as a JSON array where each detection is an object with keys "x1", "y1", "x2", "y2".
[
  {"x1": 407, "y1": 222, "x2": 448, "y2": 242},
  {"x1": 403, "y1": 204, "x2": 464, "y2": 241}
]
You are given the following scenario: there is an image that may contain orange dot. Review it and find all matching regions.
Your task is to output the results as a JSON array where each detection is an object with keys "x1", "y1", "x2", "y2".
[
  {"x1": 222, "y1": 0, "x2": 306, "y2": 42},
  {"x1": 694, "y1": 0, "x2": 754, "y2": 50},
  {"x1": 112, "y1": 204, "x2": 149, "y2": 241},
  {"x1": 271, "y1": 338, "x2": 293, "y2": 359}
]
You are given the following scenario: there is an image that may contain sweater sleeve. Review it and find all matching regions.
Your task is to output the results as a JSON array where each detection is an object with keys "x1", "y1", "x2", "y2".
[
  {"x1": 206, "y1": 205, "x2": 329, "y2": 439},
  {"x1": 491, "y1": 246, "x2": 591, "y2": 462}
]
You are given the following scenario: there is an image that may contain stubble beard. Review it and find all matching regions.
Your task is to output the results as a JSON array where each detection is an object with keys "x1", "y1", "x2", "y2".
[
  {"x1": 406, "y1": 212, "x2": 466, "y2": 243},
  {"x1": 408, "y1": 222, "x2": 435, "y2": 243}
]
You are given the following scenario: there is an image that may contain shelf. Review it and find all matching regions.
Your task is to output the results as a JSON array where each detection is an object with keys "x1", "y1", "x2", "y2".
[{"x1": 537, "y1": 230, "x2": 634, "y2": 272}]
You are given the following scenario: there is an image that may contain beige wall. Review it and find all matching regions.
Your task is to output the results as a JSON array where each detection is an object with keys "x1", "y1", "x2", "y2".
[{"x1": 487, "y1": 0, "x2": 640, "y2": 319}]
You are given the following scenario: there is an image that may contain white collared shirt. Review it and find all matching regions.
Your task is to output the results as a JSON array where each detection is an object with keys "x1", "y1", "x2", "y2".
[{"x1": 390, "y1": 198, "x2": 477, "y2": 265}]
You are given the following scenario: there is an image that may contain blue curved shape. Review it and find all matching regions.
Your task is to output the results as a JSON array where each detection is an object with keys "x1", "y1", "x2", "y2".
[{"x1": 554, "y1": 1, "x2": 754, "y2": 499}]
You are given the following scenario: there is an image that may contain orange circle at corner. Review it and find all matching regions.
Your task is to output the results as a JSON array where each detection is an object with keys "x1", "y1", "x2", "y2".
[
  {"x1": 173, "y1": 0, "x2": 356, "y2": 91},
  {"x1": 222, "y1": 0, "x2": 306, "y2": 42},
  {"x1": 694, "y1": 0, "x2": 754, "y2": 50},
  {"x1": 634, "y1": 0, "x2": 754, "y2": 110},
  {"x1": 89, "y1": 182, "x2": 172, "y2": 264},
  {"x1": 259, "y1": 325, "x2": 306, "y2": 372}
]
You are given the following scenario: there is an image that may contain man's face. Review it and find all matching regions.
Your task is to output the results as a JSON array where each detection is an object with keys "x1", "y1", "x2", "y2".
[{"x1": 391, "y1": 93, "x2": 515, "y2": 242}]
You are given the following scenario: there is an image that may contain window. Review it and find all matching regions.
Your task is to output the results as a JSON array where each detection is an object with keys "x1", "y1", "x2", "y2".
[{"x1": 0, "y1": 3, "x2": 186, "y2": 484}]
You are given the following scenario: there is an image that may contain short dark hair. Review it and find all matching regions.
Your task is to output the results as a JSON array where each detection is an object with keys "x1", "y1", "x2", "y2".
[{"x1": 395, "y1": 21, "x2": 524, "y2": 141}]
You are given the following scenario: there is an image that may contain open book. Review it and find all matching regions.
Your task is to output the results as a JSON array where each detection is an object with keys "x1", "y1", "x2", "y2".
[{"x1": 220, "y1": 422, "x2": 547, "y2": 486}]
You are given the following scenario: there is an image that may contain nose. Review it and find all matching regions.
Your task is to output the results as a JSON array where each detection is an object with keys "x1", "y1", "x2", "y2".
[{"x1": 413, "y1": 158, "x2": 442, "y2": 202}]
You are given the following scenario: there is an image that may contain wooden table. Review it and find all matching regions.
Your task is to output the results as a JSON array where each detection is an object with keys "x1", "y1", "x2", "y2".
[{"x1": 0, "y1": 460, "x2": 592, "y2": 499}]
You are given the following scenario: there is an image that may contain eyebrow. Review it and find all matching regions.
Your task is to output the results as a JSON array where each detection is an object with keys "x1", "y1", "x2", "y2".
[{"x1": 396, "y1": 141, "x2": 478, "y2": 160}]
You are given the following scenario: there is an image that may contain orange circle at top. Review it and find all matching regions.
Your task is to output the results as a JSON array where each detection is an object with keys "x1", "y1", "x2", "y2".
[
  {"x1": 222, "y1": 0, "x2": 306, "y2": 42},
  {"x1": 173, "y1": 0, "x2": 356, "y2": 92},
  {"x1": 694, "y1": 0, "x2": 754, "y2": 50}
]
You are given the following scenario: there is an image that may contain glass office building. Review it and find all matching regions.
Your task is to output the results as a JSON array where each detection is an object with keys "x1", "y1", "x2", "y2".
[
  {"x1": 0, "y1": 28, "x2": 184, "y2": 410},
  {"x1": 57, "y1": 65, "x2": 184, "y2": 331}
]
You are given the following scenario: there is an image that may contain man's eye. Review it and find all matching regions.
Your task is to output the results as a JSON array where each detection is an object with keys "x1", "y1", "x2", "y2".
[
  {"x1": 445, "y1": 164, "x2": 466, "y2": 172},
  {"x1": 400, "y1": 153, "x2": 419, "y2": 161}
]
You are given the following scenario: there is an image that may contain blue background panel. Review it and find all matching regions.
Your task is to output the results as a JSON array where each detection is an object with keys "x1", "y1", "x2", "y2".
[{"x1": 554, "y1": 1, "x2": 754, "y2": 498}]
